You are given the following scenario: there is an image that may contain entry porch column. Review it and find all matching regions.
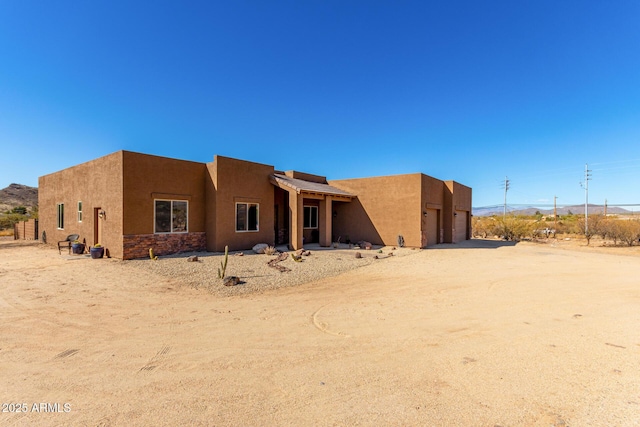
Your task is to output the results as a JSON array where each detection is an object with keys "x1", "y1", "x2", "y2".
[{"x1": 289, "y1": 190, "x2": 304, "y2": 250}]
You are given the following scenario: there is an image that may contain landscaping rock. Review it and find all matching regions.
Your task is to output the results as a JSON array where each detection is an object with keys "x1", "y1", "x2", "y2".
[
  {"x1": 355, "y1": 252, "x2": 362, "y2": 259},
  {"x1": 223, "y1": 276, "x2": 240, "y2": 286},
  {"x1": 187, "y1": 256, "x2": 198, "y2": 262},
  {"x1": 252, "y1": 243, "x2": 269, "y2": 254}
]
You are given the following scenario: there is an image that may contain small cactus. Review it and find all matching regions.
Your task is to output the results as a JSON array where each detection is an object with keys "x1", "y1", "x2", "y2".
[{"x1": 218, "y1": 245, "x2": 229, "y2": 278}]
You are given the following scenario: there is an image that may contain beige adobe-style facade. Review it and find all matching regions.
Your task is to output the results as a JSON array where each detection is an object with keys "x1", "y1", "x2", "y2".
[{"x1": 38, "y1": 151, "x2": 471, "y2": 259}]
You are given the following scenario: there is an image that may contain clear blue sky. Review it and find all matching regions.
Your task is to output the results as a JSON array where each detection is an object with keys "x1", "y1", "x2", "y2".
[{"x1": 1, "y1": 1, "x2": 639, "y2": 208}]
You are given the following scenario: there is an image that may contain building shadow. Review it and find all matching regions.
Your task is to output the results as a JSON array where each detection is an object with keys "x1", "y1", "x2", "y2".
[{"x1": 430, "y1": 238, "x2": 518, "y2": 250}]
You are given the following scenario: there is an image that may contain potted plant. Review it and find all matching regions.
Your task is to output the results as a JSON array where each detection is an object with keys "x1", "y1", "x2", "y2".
[
  {"x1": 90, "y1": 244, "x2": 104, "y2": 259},
  {"x1": 71, "y1": 240, "x2": 85, "y2": 255}
]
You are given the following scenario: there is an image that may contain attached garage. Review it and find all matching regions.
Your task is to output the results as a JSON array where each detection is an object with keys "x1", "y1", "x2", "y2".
[
  {"x1": 454, "y1": 210, "x2": 468, "y2": 242},
  {"x1": 424, "y1": 208, "x2": 439, "y2": 247}
]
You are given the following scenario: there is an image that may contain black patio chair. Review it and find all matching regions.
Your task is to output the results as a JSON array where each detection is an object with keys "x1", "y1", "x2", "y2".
[{"x1": 58, "y1": 234, "x2": 80, "y2": 254}]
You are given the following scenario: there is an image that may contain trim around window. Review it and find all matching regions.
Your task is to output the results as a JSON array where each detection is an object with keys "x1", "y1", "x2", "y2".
[
  {"x1": 154, "y1": 199, "x2": 189, "y2": 233},
  {"x1": 236, "y1": 202, "x2": 259, "y2": 232},
  {"x1": 57, "y1": 203, "x2": 64, "y2": 230},
  {"x1": 304, "y1": 205, "x2": 318, "y2": 229}
]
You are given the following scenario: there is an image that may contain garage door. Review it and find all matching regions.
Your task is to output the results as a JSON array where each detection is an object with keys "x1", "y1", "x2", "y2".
[
  {"x1": 425, "y1": 208, "x2": 439, "y2": 246},
  {"x1": 455, "y1": 210, "x2": 468, "y2": 242}
]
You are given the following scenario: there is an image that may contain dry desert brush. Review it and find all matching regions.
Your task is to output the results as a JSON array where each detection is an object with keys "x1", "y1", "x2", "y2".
[{"x1": 264, "y1": 245, "x2": 278, "y2": 255}]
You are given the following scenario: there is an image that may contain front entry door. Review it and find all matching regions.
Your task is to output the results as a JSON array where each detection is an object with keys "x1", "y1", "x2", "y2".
[{"x1": 94, "y1": 207, "x2": 102, "y2": 246}]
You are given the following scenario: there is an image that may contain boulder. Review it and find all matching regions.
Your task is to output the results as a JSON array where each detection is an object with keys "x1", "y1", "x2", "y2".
[
  {"x1": 355, "y1": 252, "x2": 362, "y2": 259},
  {"x1": 252, "y1": 243, "x2": 269, "y2": 254},
  {"x1": 187, "y1": 255, "x2": 198, "y2": 262}
]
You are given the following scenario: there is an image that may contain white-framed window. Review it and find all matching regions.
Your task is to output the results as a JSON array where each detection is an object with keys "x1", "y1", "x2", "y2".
[
  {"x1": 154, "y1": 200, "x2": 188, "y2": 233},
  {"x1": 78, "y1": 201, "x2": 83, "y2": 222},
  {"x1": 304, "y1": 205, "x2": 318, "y2": 229},
  {"x1": 57, "y1": 203, "x2": 64, "y2": 229},
  {"x1": 236, "y1": 202, "x2": 259, "y2": 232}
]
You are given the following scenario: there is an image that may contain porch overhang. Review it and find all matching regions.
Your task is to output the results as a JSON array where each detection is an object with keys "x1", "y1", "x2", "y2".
[{"x1": 270, "y1": 173, "x2": 355, "y2": 202}]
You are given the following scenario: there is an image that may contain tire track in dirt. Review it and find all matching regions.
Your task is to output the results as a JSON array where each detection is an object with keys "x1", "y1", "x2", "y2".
[
  {"x1": 139, "y1": 345, "x2": 171, "y2": 372},
  {"x1": 311, "y1": 304, "x2": 351, "y2": 338},
  {"x1": 54, "y1": 349, "x2": 80, "y2": 359}
]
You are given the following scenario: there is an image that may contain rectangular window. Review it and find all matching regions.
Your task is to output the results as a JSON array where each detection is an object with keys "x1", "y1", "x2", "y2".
[
  {"x1": 57, "y1": 203, "x2": 64, "y2": 229},
  {"x1": 78, "y1": 201, "x2": 83, "y2": 222},
  {"x1": 154, "y1": 200, "x2": 188, "y2": 233},
  {"x1": 236, "y1": 202, "x2": 259, "y2": 232},
  {"x1": 304, "y1": 206, "x2": 318, "y2": 229}
]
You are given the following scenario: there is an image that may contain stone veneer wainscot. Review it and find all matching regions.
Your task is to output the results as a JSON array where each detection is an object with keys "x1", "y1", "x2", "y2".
[{"x1": 123, "y1": 232, "x2": 206, "y2": 260}]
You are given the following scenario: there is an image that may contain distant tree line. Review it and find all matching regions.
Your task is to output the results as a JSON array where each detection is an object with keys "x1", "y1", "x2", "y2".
[
  {"x1": 0, "y1": 205, "x2": 38, "y2": 230},
  {"x1": 472, "y1": 213, "x2": 640, "y2": 246}
]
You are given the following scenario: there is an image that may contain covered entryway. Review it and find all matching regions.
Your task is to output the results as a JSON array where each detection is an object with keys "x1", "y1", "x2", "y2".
[{"x1": 270, "y1": 173, "x2": 355, "y2": 250}]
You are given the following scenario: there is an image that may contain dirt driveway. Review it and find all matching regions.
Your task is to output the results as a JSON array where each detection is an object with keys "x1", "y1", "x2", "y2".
[{"x1": 1, "y1": 239, "x2": 639, "y2": 426}]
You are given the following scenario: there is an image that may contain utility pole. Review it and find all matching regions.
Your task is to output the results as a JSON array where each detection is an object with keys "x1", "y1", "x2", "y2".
[
  {"x1": 503, "y1": 176, "x2": 510, "y2": 218},
  {"x1": 581, "y1": 164, "x2": 592, "y2": 234},
  {"x1": 554, "y1": 196, "x2": 558, "y2": 236}
]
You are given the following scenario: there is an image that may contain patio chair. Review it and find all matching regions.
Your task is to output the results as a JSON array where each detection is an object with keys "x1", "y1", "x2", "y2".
[{"x1": 58, "y1": 234, "x2": 80, "y2": 254}]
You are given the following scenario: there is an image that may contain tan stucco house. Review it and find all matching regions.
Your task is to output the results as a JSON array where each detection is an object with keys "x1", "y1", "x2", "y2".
[{"x1": 38, "y1": 151, "x2": 472, "y2": 259}]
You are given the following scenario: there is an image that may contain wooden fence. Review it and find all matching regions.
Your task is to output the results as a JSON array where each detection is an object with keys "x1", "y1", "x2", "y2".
[{"x1": 14, "y1": 219, "x2": 39, "y2": 240}]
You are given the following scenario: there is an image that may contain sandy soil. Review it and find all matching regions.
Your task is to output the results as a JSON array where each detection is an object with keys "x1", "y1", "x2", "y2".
[{"x1": 1, "y1": 238, "x2": 639, "y2": 426}]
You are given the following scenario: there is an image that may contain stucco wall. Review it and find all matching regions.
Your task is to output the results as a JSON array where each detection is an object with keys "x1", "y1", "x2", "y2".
[
  {"x1": 119, "y1": 151, "x2": 207, "y2": 258},
  {"x1": 209, "y1": 156, "x2": 275, "y2": 252},
  {"x1": 421, "y1": 174, "x2": 445, "y2": 247},
  {"x1": 38, "y1": 151, "x2": 124, "y2": 258},
  {"x1": 329, "y1": 174, "x2": 423, "y2": 247},
  {"x1": 121, "y1": 151, "x2": 207, "y2": 235}
]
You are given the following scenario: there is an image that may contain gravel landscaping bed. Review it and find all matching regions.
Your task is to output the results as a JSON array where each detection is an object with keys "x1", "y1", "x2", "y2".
[{"x1": 125, "y1": 244, "x2": 420, "y2": 296}]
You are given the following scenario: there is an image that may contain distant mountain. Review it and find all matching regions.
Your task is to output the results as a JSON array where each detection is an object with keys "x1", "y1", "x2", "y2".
[
  {"x1": 0, "y1": 183, "x2": 38, "y2": 213},
  {"x1": 473, "y1": 204, "x2": 631, "y2": 217}
]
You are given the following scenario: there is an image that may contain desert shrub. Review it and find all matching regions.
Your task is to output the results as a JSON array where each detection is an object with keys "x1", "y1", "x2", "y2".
[
  {"x1": 605, "y1": 219, "x2": 622, "y2": 245},
  {"x1": 472, "y1": 217, "x2": 499, "y2": 238},
  {"x1": 264, "y1": 245, "x2": 278, "y2": 255},
  {"x1": 617, "y1": 220, "x2": 640, "y2": 246},
  {"x1": 495, "y1": 215, "x2": 535, "y2": 241},
  {"x1": 0, "y1": 213, "x2": 28, "y2": 230},
  {"x1": 573, "y1": 214, "x2": 604, "y2": 245}
]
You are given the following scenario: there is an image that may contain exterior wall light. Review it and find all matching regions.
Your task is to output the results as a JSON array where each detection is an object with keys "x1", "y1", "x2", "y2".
[
  {"x1": 454, "y1": 212, "x2": 458, "y2": 217},
  {"x1": 99, "y1": 210, "x2": 106, "y2": 219},
  {"x1": 423, "y1": 211, "x2": 428, "y2": 217}
]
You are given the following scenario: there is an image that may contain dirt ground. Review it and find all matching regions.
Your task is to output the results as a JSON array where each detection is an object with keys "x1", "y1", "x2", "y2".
[{"x1": 1, "y1": 238, "x2": 639, "y2": 426}]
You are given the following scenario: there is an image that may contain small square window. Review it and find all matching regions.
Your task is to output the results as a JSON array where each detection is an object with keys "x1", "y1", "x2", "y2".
[{"x1": 236, "y1": 202, "x2": 259, "y2": 232}]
